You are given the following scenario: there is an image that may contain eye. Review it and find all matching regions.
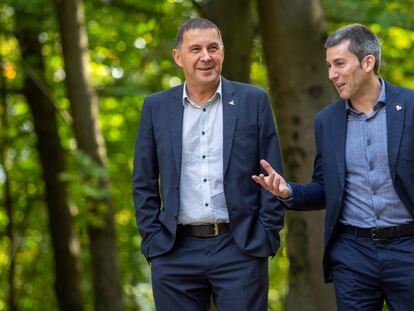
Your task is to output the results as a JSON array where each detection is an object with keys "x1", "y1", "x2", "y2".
[{"x1": 190, "y1": 47, "x2": 201, "y2": 53}]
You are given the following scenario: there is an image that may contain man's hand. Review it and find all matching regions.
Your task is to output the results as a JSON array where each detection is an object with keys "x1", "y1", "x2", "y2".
[{"x1": 252, "y1": 159, "x2": 291, "y2": 199}]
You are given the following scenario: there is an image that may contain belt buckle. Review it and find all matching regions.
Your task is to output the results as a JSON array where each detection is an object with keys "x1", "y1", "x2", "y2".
[
  {"x1": 211, "y1": 223, "x2": 219, "y2": 236},
  {"x1": 371, "y1": 228, "x2": 379, "y2": 241},
  {"x1": 371, "y1": 228, "x2": 386, "y2": 241}
]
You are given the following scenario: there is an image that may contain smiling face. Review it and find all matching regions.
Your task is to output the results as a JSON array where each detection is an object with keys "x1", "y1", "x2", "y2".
[
  {"x1": 326, "y1": 40, "x2": 375, "y2": 101},
  {"x1": 172, "y1": 28, "x2": 224, "y2": 92}
]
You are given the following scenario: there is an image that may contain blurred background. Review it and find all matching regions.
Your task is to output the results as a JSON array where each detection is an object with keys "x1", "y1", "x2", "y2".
[{"x1": 0, "y1": 0, "x2": 413, "y2": 310}]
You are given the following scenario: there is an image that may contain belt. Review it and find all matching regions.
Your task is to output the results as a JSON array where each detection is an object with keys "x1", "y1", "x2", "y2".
[
  {"x1": 178, "y1": 223, "x2": 230, "y2": 238},
  {"x1": 339, "y1": 223, "x2": 414, "y2": 241}
]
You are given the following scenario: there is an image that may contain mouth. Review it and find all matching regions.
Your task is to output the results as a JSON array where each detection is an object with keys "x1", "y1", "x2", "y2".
[
  {"x1": 197, "y1": 66, "x2": 214, "y2": 71},
  {"x1": 335, "y1": 82, "x2": 345, "y2": 91}
]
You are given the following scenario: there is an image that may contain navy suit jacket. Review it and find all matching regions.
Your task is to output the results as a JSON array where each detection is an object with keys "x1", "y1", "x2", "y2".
[
  {"x1": 133, "y1": 77, "x2": 284, "y2": 260},
  {"x1": 289, "y1": 81, "x2": 414, "y2": 282}
]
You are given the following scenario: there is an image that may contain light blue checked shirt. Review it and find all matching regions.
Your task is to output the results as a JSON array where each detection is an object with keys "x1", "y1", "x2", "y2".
[
  {"x1": 340, "y1": 78, "x2": 413, "y2": 228},
  {"x1": 178, "y1": 78, "x2": 229, "y2": 225}
]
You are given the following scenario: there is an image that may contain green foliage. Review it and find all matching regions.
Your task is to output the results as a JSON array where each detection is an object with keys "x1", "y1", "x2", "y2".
[
  {"x1": 269, "y1": 230, "x2": 289, "y2": 311},
  {"x1": 0, "y1": 92, "x2": 57, "y2": 310},
  {"x1": 60, "y1": 151, "x2": 111, "y2": 228}
]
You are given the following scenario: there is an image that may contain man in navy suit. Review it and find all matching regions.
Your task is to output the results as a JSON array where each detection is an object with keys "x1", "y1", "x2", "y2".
[
  {"x1": 253, "y1": 24, "x2": 414, "y2": 310},
  {"x1": 133, "y1": 18, "x2": 284, "y2": 311}
]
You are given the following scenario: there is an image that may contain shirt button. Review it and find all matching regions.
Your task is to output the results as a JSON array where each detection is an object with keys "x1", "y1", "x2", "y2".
[
  {"x1": 203, "y1": 108, "x2": 206, "y2": 112},
  {"x1": 205, "y1": 203, "x2": 209, "y2": 207},
  {"x1": 203, "y1": 179, "x2": 207, "y2": 182},
  {"x1": 202, "y1": 131, "x2": 205, "y2": 135},
  {"x1": 369, "y1": 163, "x2": 374, "y2": 171},
  {"x1": 202, "y1": 155, "x2": 206, "y2": 159},
  {"x1": 367, "y1": 139, "x2": 371, "y2": 145}
]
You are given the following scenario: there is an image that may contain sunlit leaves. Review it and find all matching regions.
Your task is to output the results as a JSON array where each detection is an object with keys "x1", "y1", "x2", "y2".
[{"x1": 60, "y1": 151, "x2": 111, "y2": 229}]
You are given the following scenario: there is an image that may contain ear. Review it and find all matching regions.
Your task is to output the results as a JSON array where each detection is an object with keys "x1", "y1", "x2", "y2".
[
  {"x1": 362, "y1": 54, "x2": 376, "y2": 72},
  {"x1": 172, "y1": 49, "x2": 182, "y2": 67}
]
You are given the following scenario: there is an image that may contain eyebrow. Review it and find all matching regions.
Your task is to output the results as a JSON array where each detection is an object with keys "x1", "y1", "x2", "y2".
[
  {"x1": 186, "y1": 42, "x2": 221, "y2": 50},
  {"x1": 326, "y1": 57, "x2": 345, "y2": 64}
]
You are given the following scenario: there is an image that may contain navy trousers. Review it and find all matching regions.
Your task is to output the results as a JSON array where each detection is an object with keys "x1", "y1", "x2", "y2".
[
  {"x1": 330, "y1": 232, "x2": 414, "y2": 311},
  {"x1": 150, "y1": 231, "x2": 268, "y2": 311}
]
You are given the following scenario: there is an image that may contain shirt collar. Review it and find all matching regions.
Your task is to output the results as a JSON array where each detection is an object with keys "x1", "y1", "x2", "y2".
[
  {"x1": 377, "y1": 77, "x2": 386, "y2": 103},
  {"x1": 346, "y1": 77, "x2": 386, "y2": 112},
  {"x1": 182, "y1": 77, "x2": 222, "y2": 107}
]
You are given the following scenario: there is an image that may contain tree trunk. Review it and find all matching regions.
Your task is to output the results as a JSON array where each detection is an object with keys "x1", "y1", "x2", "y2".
[
  {"x1": 257, "y1": 0, "x2": 337, "y2": 310},
  {"x1": 0, "y1": 42, "x2": 17, "y2": 311},
  {"x1": 14, "y1": 7, "x2": 85, "y2": 311},
  {"x1": 195, "y1": 0, "x2": 255, "y2": 83},
  {"x1": 52, "y1": 0, "x2": 123, "y2": 310}
]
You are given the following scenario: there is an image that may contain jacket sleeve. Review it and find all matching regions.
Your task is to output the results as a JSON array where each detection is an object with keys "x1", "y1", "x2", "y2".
[
  {"x1": 289, "y1": 116, "x2": 325, "y2": 210},
  {"x1": 258, "y1": 93, "x2": 285, "y2": 254},
  {"x1": 132, "y1": 98, "x2": 162, "y2": 258}
]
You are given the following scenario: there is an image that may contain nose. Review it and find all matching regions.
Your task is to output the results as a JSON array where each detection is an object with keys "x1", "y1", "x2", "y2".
[
  {"x1": 328, "y1": 67, "x2": 338, "y2": 81},
  {"x1": 200, "y1": 48, "x2": 211, "y2": 62}
]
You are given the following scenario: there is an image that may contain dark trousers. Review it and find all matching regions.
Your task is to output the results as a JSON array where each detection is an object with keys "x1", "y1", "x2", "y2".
[
  {"x1": 330, "y1": 232, "x2": 414, "y2": 311},
  {"x1": 150, "y1": 231, "x2": 268, "y2": 311}
]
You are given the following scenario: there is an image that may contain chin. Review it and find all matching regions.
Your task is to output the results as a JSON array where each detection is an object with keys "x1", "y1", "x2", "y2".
[
  {"x1": 337, "y1": 92, "x2": 349, "y2": 100},
  {"x1": 201, "y1": 76, "x2": 219, "y2": 84}
]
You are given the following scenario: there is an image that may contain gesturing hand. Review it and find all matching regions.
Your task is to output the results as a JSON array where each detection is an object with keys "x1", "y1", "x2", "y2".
[{"x1": 252, "y1": 159, "x2": 290, "y2": 199}]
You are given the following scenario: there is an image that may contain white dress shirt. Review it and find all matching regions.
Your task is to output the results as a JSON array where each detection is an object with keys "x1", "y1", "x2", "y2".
[{"x1": 178, "y1": 79, "x2": 229, "y2": 225}]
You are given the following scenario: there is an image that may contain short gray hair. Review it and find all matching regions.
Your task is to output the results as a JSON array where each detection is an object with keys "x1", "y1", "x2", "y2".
[
  {"x1": 175, "y1": 18, "x2": 223, "y2": 49},
  {"x1": 325, "y1": 24, "x2": 381, "y2": 75}
]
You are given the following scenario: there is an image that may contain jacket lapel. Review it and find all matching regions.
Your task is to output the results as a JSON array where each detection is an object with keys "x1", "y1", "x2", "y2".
[
  {"x1": 169, "y1": 85, "x2": 184, "y2": 178},
  {"x1": 332, "y1": 101, "x2": 347, "y2": 190},
  {"x1": 385, "y1": 82, "x2": 404, "y2": 180},
  {"x1": 222, "y1": 78, "x2": 238, "y2": 174}
]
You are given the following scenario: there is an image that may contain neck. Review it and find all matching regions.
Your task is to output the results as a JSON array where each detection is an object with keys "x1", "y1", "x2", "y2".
[
  {"x1": 186, "y1": 80, "x2": 219, "y2": 106},
  {"x1": 350, "y1": 76, "x2": 381, "y2": 114}
]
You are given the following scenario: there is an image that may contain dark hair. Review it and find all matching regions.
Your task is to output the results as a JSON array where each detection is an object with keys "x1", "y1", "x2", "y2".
[
  {"x1": 325, "y1": 24, "x2": 381, "y2": 75},
  {"x1": 175, "y1": 18, "x2": 223, "y2": 49}
]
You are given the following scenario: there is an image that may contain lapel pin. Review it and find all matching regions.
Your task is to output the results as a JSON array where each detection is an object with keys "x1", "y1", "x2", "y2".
[
  {"x1": 228, "y1": 100, "x2": 235, "y2": 106},
  {"x1": 396, "y1": 104, "x2": 402, "y2": 111}
]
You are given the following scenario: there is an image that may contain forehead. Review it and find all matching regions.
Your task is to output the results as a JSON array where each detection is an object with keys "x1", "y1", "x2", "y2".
[
  {"x1": 326, "y1": 40, "x2": 355, "y2": 62},
  {"x1": 181, "y1": 28, "x2": 221, "y2": 46}
]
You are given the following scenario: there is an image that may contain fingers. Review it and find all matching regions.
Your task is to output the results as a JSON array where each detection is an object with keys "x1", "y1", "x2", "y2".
[
  {"x1": 273, "y1": 176, "x2": 281, "y2": 192},
  {"x1": 251, "y1": 174, "x2": 273, "y2": 193},
  {"x1": 259, "y1": 173, "x2": 279, "y2": 195},
  {"x1": 260, "y1": 159, "x2": 275, "y2": 175},
  {"x1": 253, "y1": 160, "x2": 289, "y2": 197},
  {"x1": 259, "y1": 171, "x2": 274, "y2": 186}
]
